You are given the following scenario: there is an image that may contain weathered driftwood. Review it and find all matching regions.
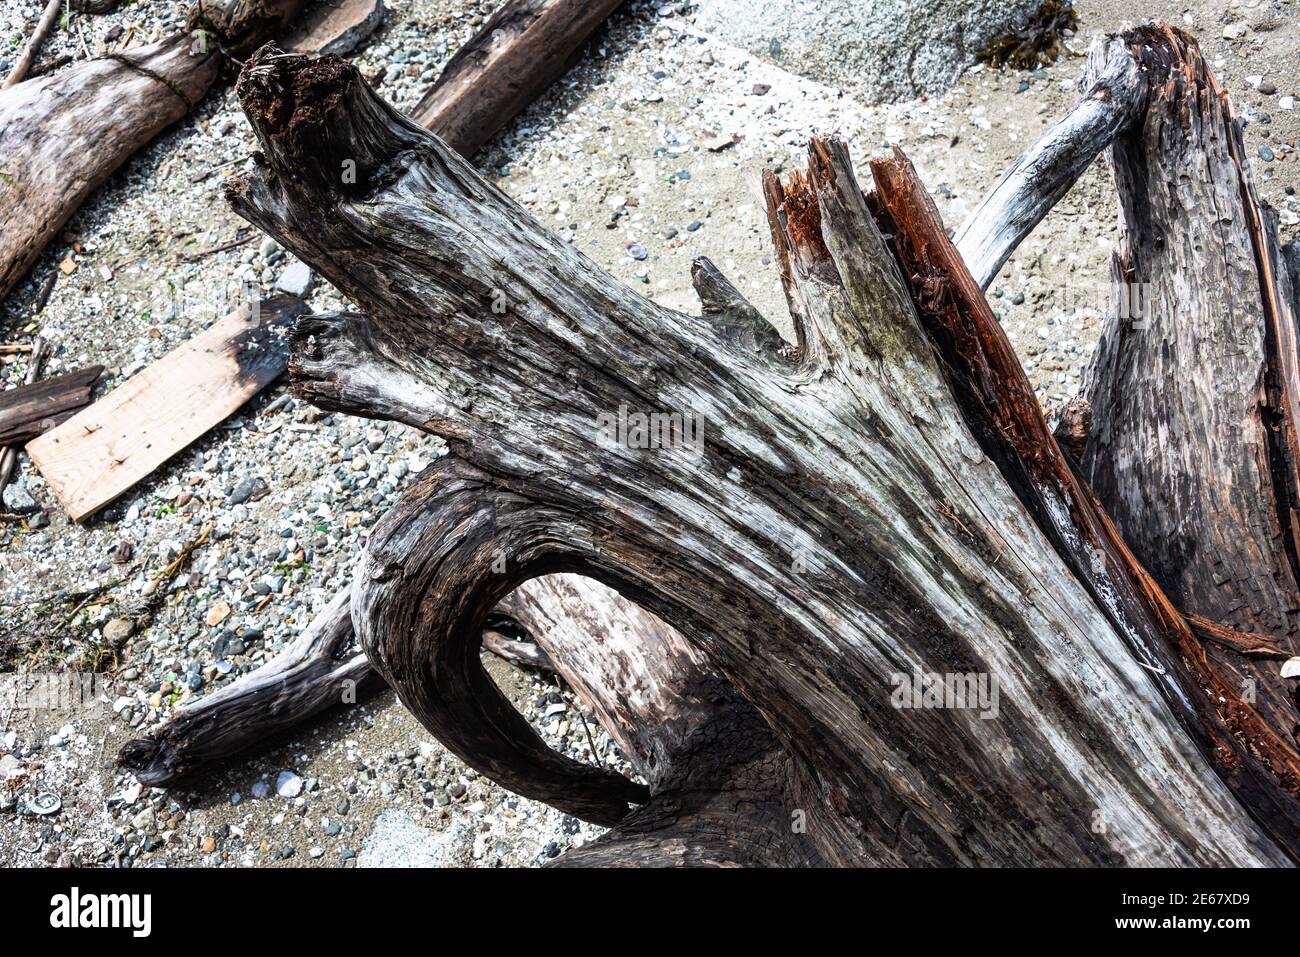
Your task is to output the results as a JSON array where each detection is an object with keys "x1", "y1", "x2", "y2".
[
  {"x1": 1077, "y1": 23, "x2": 1300, "y2": 751},
  {"x1": 0, "y1": 34, "x2": 220, "y2": 303},
  {"x1": 117, "y1": 574, "x2": 759, "y2": 817},
  {"x1": 0, "y1": 364, "x2": 102, "y2": 446},
  {"x1": 0, "y1": 0, "x2": 321, "y2": 305},
  {"x1": 410, "y1": 0, "x2": 625, "y2": 155},
  {"x1": 0, "y1": 337, "x2": 46, "y2": 499},
  {"x1": 953, "y1": 31, "x2": 1149, "y2": 290},
  {"x1": 2, "y1": 0, "x2": 62, "y2": 89},
  {"x1": 226, "y1": 43, "x2": 1300, "y2": 865},
  {"x1": 283, "y1": 0, "x2": 384, "y2": 56},
  {"x1": 117, "y1": 590, "x2": 384, "y2": 785},
  {"x1": 186, "y1": 0, "x2": 307, "y2": 56}
]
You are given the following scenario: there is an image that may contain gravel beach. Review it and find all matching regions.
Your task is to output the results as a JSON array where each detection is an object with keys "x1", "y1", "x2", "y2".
[{"x1": 2, "y1": 0, "x2": 1299, "y2": 867}]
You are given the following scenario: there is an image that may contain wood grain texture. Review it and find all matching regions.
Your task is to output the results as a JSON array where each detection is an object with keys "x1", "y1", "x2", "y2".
[
  {"x1": 0, "y1": 364, "x2": 101, "y2": 446},
  {"x1": 410, "y1": 0, "x2": 624, "y2": 156},
  {"x1": 953, "y1": 32, "x2": 1148, "y2": 290},
  {"x1": 27, "y1": 296, "x2": 306, "y2": 521},
  {"x1": 0, "y1": 34, "x2": 220, "y2": 303},
  {"x1": 283, "y1": 0, "x2": 384, "y2": 55},
  {"x1": 1080, "y1": 23, "x2": 1300, "y2": 750},
  {"x1": 228, "y1": 46, "x2": 1294, "y2": 864}
]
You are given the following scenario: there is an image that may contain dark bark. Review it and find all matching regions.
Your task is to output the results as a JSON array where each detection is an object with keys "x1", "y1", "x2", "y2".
[
  {"x1": 117, "y1": 590, "x2": 384, "y2": 785},
  {"x1": 410, "y1": 0, "x2": 625, "y2": 156},
  {"x1": 0, "y1": 365, "x2": 102, "y2": 446},
  {"x1": 226, "y1": 44, "x2": 1297, "y2": 865},
  {"x1": 187, "y1": 0, "x2": 308, "y2": 57}
]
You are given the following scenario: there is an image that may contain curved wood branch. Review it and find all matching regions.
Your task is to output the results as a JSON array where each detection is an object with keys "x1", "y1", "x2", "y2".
[
  {"x1": 227, "y1": 45, "x2": 1296, "y2": 864},
  {"x1": 953, "y1": 30, "x2": 1149, "y2": 290},
  {"x1": 117, "y1": 589, "x2": 383, "y2": 784}
]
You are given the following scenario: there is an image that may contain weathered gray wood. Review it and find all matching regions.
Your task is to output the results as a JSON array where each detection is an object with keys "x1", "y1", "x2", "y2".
[
  {"x1": 117, "y1": 590, "x2": 384, "y2": 785},
  {"x1": 187, "y1": 0, "x2": 307, "y2": 56},
  {"x1": 953, "y1": 32, "x2": 1148, "y2": 290},
  {"x1": 283, "y1": 0, "x2": 384, "y2": 56},
  {"x1": 1079, "y1": 22, "x2": 1300, "y2": 750},
  {"x1": 228, "y1": 45, "x2": 1298, "y2": 865},
  {"x1": 0, "y1": 0, "x2": 325, "y2": 305},
  {"x1": 410, "y1": 0, "x2": 624, "y2": 156},
  {"x1": 0, "y1": 365, "x2": 102, "y2": 446},
  {"x1": 0, "y1": 34, "x2": 220, "y2": 303}
]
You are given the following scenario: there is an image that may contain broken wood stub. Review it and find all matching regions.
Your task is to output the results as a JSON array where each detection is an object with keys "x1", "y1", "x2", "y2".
[{"x1": 0, "y1": 365, "x2": 102, "y2": 446}]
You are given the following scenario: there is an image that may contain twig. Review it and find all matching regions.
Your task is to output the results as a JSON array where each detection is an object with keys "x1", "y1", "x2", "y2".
[
  {"x1": 3, "y1": 0, "x2": 62, "y2": 90},
  {"x1": 32, "y1": 270, "x2": 58, "y2": 315},
  {"x1": 0, "y1": 345, "x2": 34, "y2": 355},
  {"x1": 190, "y1": 153, "x2": 254, "y2": 184},
  {"x1": 178, "y1": 234, "x2": 254, "y2": 262},
  {"x1": 0, "y1": 336, "x2": 46, "y2": 499}
]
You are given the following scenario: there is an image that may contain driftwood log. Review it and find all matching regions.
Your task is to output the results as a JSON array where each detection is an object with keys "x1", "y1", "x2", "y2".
[
  {"x1": 217, "y1": 27, "x2": 1300, "y2": 865},
  {"x1": 112, "y1": 1, "x2": 630, "y2": 785},
  {"x1": 0, "y1": 34, "x2": 220, "y2": 304},
  {"x1": 0, "y1": 0, "x2": 301, "y2": 304},
  {"x1": 410, "y1": 0, "x2": 625, "y2": 155},
  {"x1": 1075, "y1": 24, "x2": 1300, "y2": 748}
]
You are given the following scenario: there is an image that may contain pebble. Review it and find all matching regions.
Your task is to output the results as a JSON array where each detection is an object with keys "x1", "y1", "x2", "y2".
[
  {"x1": 275, "y1": 261, "x2": 315, "y2": 297},
  {"x1": 2, "y1": 484, "x2": 38, "y2": 513},
  {"x1": 276, "y1": 770, "x2": 304, "y2": 798},
  {"x1": 103, "y1": 618, "x2": 135, "y2": 644},
  {"x1": 250, "y1": 781, "x2": 270, "y2": 799},
  {"x1": 1259, "y1": 145, "x2": 1275, "y2": 162}
]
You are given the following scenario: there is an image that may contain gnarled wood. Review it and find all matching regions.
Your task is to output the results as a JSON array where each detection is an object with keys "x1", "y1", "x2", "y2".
[
  {"x1": 954, "y1": 31, "x2": 1149, "y2": 291},
  {"x1": 1079, "y1": 23, "x2": 1300, "y2": 751},
  {"x1": 228, "y1": 44, "x2": 1297, "y2": 865}
]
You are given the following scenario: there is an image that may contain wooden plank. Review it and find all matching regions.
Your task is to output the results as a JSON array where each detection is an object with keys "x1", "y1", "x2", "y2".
[
  {"x1": 26, "y1": 296, "x2": 307, "y2": 521},
  {"x1": 0, "y1": 364, "x2": 102, "y2": 445}
]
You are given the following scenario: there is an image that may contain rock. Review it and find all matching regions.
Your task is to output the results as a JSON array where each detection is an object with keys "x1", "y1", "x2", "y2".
[
  {"x1": 102, "y1": 618, "x2": 135, "y2": 644},
  {"x1": 357, "y1": 809, "x2": 446, "y2": 866},
  {"x1": 227, "y1": 475, "x2": 267, "y2": 505},
  {"x1": 276, "y1": 770, "x2": 304, "y2": 798},
  {"x1": 250, "y1": 780, "x2": 270, "y2": 799},
  {"x1": 1222, "y1": 23, "x2": 1248, "y2": 40},
  {"x1": 205, "y1": 602, "x2": 232, "y2": 627},
  {"x1": 1259, "y1": 145, "x2": 1275, "y2": 162},
  {"x1": 275, "y1": 260, "x2": 315, "y2": 297},
  {"x1": 1259, "y1": 80, "x2": 1277, "y2": 96},
  {"x1": 694, "y1": 0, "x2": 1045, "y2": 104},
  {"x1": 2, "y1": 483, "x2": 38, "y2": 513}
]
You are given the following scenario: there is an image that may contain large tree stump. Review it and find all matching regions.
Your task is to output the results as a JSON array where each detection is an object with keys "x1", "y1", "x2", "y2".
[
  {"x1": 224, "y1": 37, "x2": 1300, "y2": 865},
  {"x1": 1076, "y1": 24, "x2": 1300, "y2": 749}
]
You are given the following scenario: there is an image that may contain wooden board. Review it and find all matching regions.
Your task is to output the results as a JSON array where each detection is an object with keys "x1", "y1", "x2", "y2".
[
  {"x1": 26, "y1": 297, "x2": 307, "y2": 521},
  {"x1": 0, "y1": 365, "x2": 102, "y2": 445}
]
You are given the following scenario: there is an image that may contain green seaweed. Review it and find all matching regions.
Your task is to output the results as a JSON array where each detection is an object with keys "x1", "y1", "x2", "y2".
[{"x1": 978, "y1": 0, "x2": 1080, "y2": 70}]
